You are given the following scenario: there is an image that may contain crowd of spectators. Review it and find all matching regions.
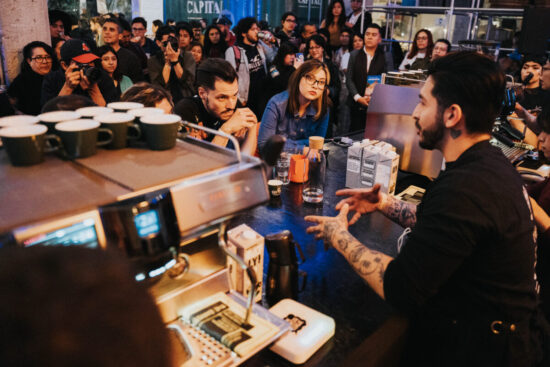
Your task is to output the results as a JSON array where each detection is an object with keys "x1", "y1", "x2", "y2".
[
  {"x1": 4, "y1": 2, "x2": 449, "y2": 149},
  {"x1": 2, "y1": 3, "x2": 548, "y2": 166},
  {"x1": 4, "y1": 2, "x2": 550, "y2": 366}
]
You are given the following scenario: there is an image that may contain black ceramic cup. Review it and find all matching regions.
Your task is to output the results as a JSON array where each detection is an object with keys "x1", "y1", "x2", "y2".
[
  {"x1": 140, "y1": 114, "x2": 182, "y2": 151},
  {"x1": 55, "y1": 119, "x2": 113, "y2": 159},
  {"x1": 75, "y1": 106, "x2": 114, "y2": 119},
  {"x1": 128, "y1": 107, "x2": 165, "y2": 142},
  {"x1": 107, "y1": 101, "x2": 144, "y2": 113},
  {"x1": 0, "y1": 115, "x2": 40, "y2": 128},
  {"x1": 37, "y1": 110, "x2": 81, "y2": 133},
  {"x1": 94, "y1": 113, "x2": 141, "y2": 149},
  {"x1": 0, "y1": 124, "x2": 61, "y2": 166}
]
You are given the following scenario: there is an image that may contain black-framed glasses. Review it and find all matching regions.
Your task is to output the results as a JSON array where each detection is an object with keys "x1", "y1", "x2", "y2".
[
  {"x1": 31, "y1": 56, "x2": 52, "y2": 63},
  {"x1": 132, "y1": 27, "x2": 145, "y2": 31},
  {"x1": 304, "y1": 74, "x2": 326, "y2": 89},
  {"x1": 285, "y1": 18, "x2": 297, "y2": 23}
]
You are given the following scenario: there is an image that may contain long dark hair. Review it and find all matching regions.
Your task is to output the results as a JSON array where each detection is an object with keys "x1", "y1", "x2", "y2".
[
  {"x1": 287, "y1": 59, "x2": 330, "y2": 121},
  {"x1": 273, "y1": 42, "x2": 298, "y2": 70},
  {"x1": 95, "y1": 45, "x2": 122, "y2": 82},
  {"x1": 407, "y1": 29, "x2": 434, "y2": 60},
  {"x1": 21, "y1": 41, "x2": 58, "y2": 74},
  {"x1": 324, "y1": 0, "x2": 346, "y2": 29},
  {"x1": 203, "y1": 25, "x2": 228, "y2": 58}
]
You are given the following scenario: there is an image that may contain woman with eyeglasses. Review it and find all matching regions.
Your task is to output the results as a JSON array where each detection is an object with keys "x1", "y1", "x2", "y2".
[
  {"x1": 258, "y1": 59, "x2": 331, "y2": 152},
  {"x1": 96, "y1": 45, "x2": 133, "y2": 100},
  {"x1": 398, "y1": 28, "x2": 434, "y2": 71},
  {"x1": 305, "y1": 35, "x2": 340, "y2": 137},
  {"x1": 7, "y1": 41, "x2": 58, "y2": 115}
]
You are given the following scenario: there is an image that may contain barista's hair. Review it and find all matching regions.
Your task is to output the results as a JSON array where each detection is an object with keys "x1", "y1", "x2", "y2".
[
  {"x1": 121, "y1": 82, "x2": 174, "y2": 109},
  {"x1": 195, "y1": 58, "x2": 238, "y2": 90},
  {"x1": 41, "y1": 95, "x2": 95, "y2": 112},
  {"x1": 0, "y1": 246, "x2": 172, "y2": 366},
  {"x1": 427, "y1": 51, "x2": 505, "y2": 134}
]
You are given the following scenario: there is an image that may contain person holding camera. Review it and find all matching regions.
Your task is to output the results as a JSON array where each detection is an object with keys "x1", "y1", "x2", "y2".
[
  {"x1": 41, "y1": 39, "x2": 118, "y2": 107},
  {"x1": 148, "y1": 26, "x2": 195, "y2": 104}
]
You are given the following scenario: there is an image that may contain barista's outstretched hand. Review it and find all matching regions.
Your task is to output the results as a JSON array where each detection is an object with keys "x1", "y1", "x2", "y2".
[
  {"x1": 305, "y1": 203, "x2": 350, "y2": 246},
  {"x1": 335, "y1": 184, "x2": 383, "y2": 225}
]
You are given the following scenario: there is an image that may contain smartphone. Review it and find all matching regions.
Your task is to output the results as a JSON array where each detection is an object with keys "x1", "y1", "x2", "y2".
[{"x1": 296, "y1": 53, "x2": 304, "y2": 63}]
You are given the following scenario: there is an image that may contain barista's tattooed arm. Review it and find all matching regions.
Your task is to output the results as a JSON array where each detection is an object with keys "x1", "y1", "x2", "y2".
[
  {"x1": 379, "y1": 194, "x2": 417, "y2": 228},
  {"x1": 324, "y1": 222, "x2": 393, "y2": 300}
]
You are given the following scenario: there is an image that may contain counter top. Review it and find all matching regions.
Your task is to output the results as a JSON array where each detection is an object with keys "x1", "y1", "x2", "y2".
[{"x1": 232, "y1": 141, "x2": 417, "y2": 366}]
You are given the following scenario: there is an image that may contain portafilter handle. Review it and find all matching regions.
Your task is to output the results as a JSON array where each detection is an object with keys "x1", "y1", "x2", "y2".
[{"x1": 218, "y1": 221, "x2": 256, "y2": 327}]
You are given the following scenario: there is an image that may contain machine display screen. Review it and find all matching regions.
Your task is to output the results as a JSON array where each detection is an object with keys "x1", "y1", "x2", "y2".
[
  {"x1": 23, "y1": 218, "x2": 99, "y2": 248},
  {"x1": 134, "y1": 210, "x2": 160, "y2": 238}
]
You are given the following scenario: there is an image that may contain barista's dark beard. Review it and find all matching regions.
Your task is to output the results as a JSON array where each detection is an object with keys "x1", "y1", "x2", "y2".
[{"x1": 416, "y1": 108, "x2": 445, "y2": 150}]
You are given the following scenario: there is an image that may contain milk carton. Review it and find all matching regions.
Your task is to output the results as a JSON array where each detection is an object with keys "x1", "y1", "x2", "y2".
[
  {"x1": 375, "y1": 150, "x2": 400, "y2": 194},
  {"x1": 345, "y1": 142, "x2": 363, "y2": 188},
  {"x1": 226, "y1": 224, "x2": 264, "y2": 303},
  {"x1": 360, "y1": 145, "x2": 381, "y2": 188}
]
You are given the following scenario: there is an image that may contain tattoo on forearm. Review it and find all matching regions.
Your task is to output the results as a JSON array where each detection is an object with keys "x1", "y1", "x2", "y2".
[
  {"x1": 328, "y1": 228, "x2": 392, "y2": 299},
  {"x1": 385, "y1": 196, "x2": 417, "y2": 228},
  {"x1": 323, "y1": 222, "x2": 339, "y2": 244}
]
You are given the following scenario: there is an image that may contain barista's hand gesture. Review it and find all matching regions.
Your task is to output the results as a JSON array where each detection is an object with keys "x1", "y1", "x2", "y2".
[
  {"x1": 64, "y1": 63, "x2": 81, "y2": 90},
  {"x1": 335, "y1": 184, "x2": 383, "y2": 225},
  {"x1": 220, "y1": 108, "x2": 257, "y2": 136},
  {"x1": 305, "y1": 203, "x2": 350, "y2": 243}
]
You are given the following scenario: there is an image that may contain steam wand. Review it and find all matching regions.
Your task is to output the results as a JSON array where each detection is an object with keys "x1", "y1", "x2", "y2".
[{"x1": 217, "y1": 221, "x2": 257, "y2": 327}]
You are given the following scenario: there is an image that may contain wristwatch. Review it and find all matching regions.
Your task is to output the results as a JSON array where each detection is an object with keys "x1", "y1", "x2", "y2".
[{"x1": 170, "y1": 60, "x2": 179, "y2": 66}]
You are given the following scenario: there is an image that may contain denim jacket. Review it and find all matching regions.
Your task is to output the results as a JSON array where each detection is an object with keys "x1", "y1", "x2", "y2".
[{"x1": 258, "y1": 91, "x2": 329, "y2": 151}]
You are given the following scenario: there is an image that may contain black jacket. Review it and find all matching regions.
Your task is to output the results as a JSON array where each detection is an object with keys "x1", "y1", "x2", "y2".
[{"x1": 346, "y1": 46, "x2": 387, "y2": 104}]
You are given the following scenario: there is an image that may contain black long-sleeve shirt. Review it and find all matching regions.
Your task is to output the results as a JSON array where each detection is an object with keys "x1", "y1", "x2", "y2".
[
  {"x1": 384, "y1": 140, "x2": 540, "y2": 365},
  {"x1": 385, "y1": 141, "x2": 537, "y2": 320}
]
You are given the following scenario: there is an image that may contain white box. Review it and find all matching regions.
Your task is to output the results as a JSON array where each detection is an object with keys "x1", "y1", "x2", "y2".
[
  {"x1": 345, "y1": 142, "x2": 363, "y2": 188},
  {"x1": 375, "y1": 150, "x2": 400, "y2": 194},
  {"x1": 269, "y1": 299, "x2": 335, "y2": 364},
  {"x1": 227, "y1": 224, "x2": 264, "y2": 303},
  {"x1": 360, "y1": 145, "x2": 381, "y2": 188}
]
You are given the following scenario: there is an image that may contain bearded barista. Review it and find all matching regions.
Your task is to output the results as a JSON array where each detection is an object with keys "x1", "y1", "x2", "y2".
[
  {"x1": 306, "y1": 52, "x2": 544, "y2": 366},
  {"x1": 173, "y1": 58, "x2": 258, "y2": 155}
]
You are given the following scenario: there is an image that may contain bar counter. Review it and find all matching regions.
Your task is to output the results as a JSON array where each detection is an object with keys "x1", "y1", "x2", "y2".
[{"x1": 232, "y1": 140, "x2": 427, "y2": 366}]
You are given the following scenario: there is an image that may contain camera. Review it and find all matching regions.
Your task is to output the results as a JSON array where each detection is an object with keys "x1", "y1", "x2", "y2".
[
  {"x1": 163, "y1": 36, "x2": 179, "y2": 51},
  {"x1": 75, "y1": 63, "x2": 101, "y2": 84}
]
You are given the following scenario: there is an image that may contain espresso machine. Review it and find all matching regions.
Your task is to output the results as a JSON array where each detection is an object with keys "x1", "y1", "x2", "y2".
[{"x1": 0, "y1": 129, "x2": 290, "y2": 366}]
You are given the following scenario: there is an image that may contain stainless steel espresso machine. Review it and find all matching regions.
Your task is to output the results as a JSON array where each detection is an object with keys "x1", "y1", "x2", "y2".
[{"x1": 0, "y1": 134, "x2": 290, "y2": 366}]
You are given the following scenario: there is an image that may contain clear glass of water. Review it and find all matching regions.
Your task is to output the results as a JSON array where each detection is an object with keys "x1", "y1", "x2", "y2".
[{"x1": 276, "y1": 152, "x2": 291, "y2": 185}]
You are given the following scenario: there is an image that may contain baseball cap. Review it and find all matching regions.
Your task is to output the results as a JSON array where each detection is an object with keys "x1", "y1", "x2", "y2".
[
  {"x1": 215, "y1": 16, "x2": 232, "y2": 26},
  {"x1": 60, "y1": 39, "x2": 99, "y2": 64}
]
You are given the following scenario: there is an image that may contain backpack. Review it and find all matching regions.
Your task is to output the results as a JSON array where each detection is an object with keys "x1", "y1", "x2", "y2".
[{"x1": 231, "y1": 45, "x2": 241, "y2": 70}]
